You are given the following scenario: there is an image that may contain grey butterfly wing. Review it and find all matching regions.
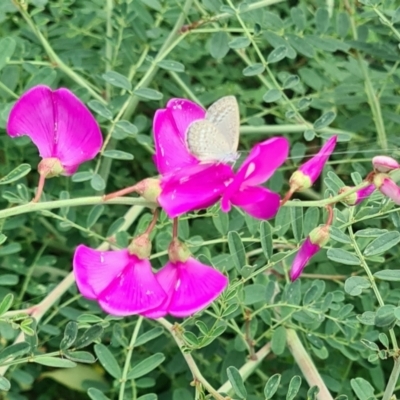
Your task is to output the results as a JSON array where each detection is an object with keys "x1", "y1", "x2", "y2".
[
  {"x1": 186, "y1": 119, "x2": 234, "y2": 162},
  {"x1": 205, "y1": 95, "x2": 240, "y2": 155}
]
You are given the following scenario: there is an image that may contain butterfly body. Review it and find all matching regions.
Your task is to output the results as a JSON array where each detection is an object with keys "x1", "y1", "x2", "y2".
[{"x1": 185, "y1": 96, "x2": 240, "y2": 163}]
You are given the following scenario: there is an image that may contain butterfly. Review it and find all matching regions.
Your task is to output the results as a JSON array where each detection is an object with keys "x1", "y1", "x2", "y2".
[{"x1": 185, "y1": 95, "x2": 240, "y2": 163}]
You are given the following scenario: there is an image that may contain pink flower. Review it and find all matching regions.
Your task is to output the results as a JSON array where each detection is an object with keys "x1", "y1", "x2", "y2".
[
  {"x1": 290, "y1": 225, "x2": 330, "y2": 281},
  {"x1": 7, "y1": 85, "x2": 103, "y2": 175},
  {"x1": 220, "y1": 137, "x2": 289, "y2": 220},
  {"x1": 339, "y1": 184, "x2": 376, "y2": 205},
  {"x1": 290, "y1": 136, "x2": 337, "y2": 192},
  {"x1": 372, "y1": 156, "x2": 400, "y2": 173},
  {"x1": 154, "y1": 98, "x2": 234, "y2": 217},
  {"x1": 73, "y1": 245, "x2": 166, "y2": 316},
  {"x1": 373, "y1": 174, "x2": 400, "y2": 205},
  {"x1": 143, "y1": 239, "x2": 228, "y2": 318}
]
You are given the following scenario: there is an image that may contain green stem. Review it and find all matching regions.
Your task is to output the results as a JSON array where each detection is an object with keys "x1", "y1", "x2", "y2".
[
  {"x1": 382, "y1": 357, "x2": 400, "y2": 400},
  {"x1": 158, "y1": 318, "x2": 225, "y2": 400},
  {"x1": 215, "y1": 0, "x2": 284, "y2": 20},
  {"x1": 105, "y1": 0, "x2": 114, "y2": 101},
  {"x1": 286, "y1": 329, "x2": 334, "y2": 400},
  {"x1": 371, "y1": 6, "x2": 400, "y2": 42},
  {"x1": 0, "y1": 196, "x2": 153, "y2": 220},
  {"x1": 119, "y1": 317, "x2": 143, "y2": 400}
]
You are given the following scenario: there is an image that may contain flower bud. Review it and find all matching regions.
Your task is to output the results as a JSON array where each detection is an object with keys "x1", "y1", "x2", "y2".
[
  {"x1": 38, "y1": 157, "x2": 64, "y2": 178},
  {"x1": 373, "y1": 173, "x2": 400, "y2": 205},
  {"x1": 128, "y1": 233, "x2": 152, "y2": 259},
  {"x1": 339, "y1": 184, "x2": 375, "y2": 206},
  {"x1": 289, "y1": 135, "x2": 337, "y2": 192},
  {"x1": 168, "y1": 238, "x2": 191, "y2": 263},
  {"x1": 372, "y1": 156, "x2": 399, "y2": 173},
  {"x1": 290, "y1": 225, "x2": 330, "y2": 281}
]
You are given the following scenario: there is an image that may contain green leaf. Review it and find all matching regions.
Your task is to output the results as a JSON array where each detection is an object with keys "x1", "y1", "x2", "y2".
[
  {"x1": 226, "y1": 366, "x2": 247, "y2": 399},
  {"x1": 363, "y1": 231, "x2": 400, "y2": 256},
  {"x1": 86, "y1": 205, "x2": 105, "y2": 228},
  {"x1": 103, "y1": 150, "x2": 134, "y2": 160},
  {"x1": 303, "y1": 280, "x2": 325, "y2": 305},
  {"x1": 210, "y1": 32, "x2": 230, "y2": 59},
  {"x1": 327, "y1": 248, "x2": 360, "y2": 266},
  {"x1": 264, "y1": 373, "x2": 281, "y2": 399},
  {"x1": 227, "y1": 231, "x2": 246, "y2": 271},
  {"x1": 137, "y1": 395, "x2": 157, "y2": 400},
  {"x1": 287, "y1": 375, "x2": 302, "y2": 400},
  {"x1": 0, "y1": 342, "x2": 30, "y2": 363},
  {"x1": 0, "y1": 164, "x2": 31, "y2": 185},
  {"x1": 374, "y1": 269, "x2": 400, "y2": 281},
  {"x1": 88, "y1": 387, "x2": 111, "y2": 400},
  {"x1": 88, "y1": 100, "x2": 113, "y2": 120},
  {"x1": 329, "y1": 226, "x2": 351, "y2": 244},
  {"x1": 263, "y1": 89, "x2": 282, "y2": 103},
  {"x1": 267, "y1": 45, "x2": 287, "y2": 63},
  {"x1": 33, "y1": 356, "x2": 77, "y2": 368},
  {"x1": 228, "y1": 37, "x2": 251, "y2": 49},
  {"x1": 90, "y1": 174, "x2": 106, "y2": 191},
  {"x1": 260, "y1": 221, "x2": 273, "y2": 259},
  {"x1": 157, "y1": 60, "x2": 185, "y2": 72},
  {"x1": 336, "y1": 12, "x2": 350, "y2": 37},
  {"x1": 94, "y1": 343, "x2": 122, "y2": 379},
  {"x1": 64, "y1": 350, "x2": 96, "y2": 364},
  {"x1": 127, "y1": 353, "x2": 165, "y2": 380},
  {"x1": 102, "y1": 71, "x2": 132, "y2": 91},
  {"x1": 212, "y1": 208, "x2": 229, "y2": 235},
  {"x1": 183, "y1": 331, "x2": 199, "y2": 346},
  {"x1": 287, "y1": 34, "x2": 315, "y2": 58},
  {"x1": 74, "y1": 325, "x2": 104, "y2": 349},
  {"x1": 315, "y1": 8, "x2": 329, "y2": 34},
  {"x1": 244, "y1": 284, "x2": 266, "y2": 305},
  {"x1": 291, "y1": 7, "x2": 306, "y2": 31},
  {"x1": 0, "y1": 37, "x2": 16, "y2": 71},
  {"x1": 313, "y1": 111, "x2": 336, "y2": 130},
  {"x1": 283, "y1": 74, "x2": 300, "y2": 89},
  {"x1": 0, "y1": 293, "x2": 13, "y2": 316},
  {"x1": 271, "y1": 326, "x2": 286, "y2": 355},
  {"x1": 133, "y1": 88, "x2": 163, "y2": 100},
  {"x1": 0, "y1": 376, "x2": 11, "y2": 391},
  {"x1": 290, "y1": 202, "x2": 303, "y2": 242},
  {"x1": 375, "y1": 305, "x2": 396, "y2": 327},
  {"x1": 135, "y1": 327, "x2": 164, "y2": 346},
  {"x1": 242, "y1": 63, "x2": 265, "y2": 76},
  {"x1": 0, "y1": 233, "x2": 7, "y2": 246},
  {"x1": 72, "y1": 171, "x2": 94, "y2": 183},
  {"x1": 344, "y1": 276, "x2": 371, "y2": 296},
  {"x1": 350, "y1": 377, "x2": 375, "y2": 400},
  {"x1": 115, "y1": 120, "x2": 138, "y2": 135},
  {"x1": 106, "y1": 217, "x2": 126, "y2": 236},
  {"x1": 60, "y1": 321, "x2": 78, "y2": 350}
]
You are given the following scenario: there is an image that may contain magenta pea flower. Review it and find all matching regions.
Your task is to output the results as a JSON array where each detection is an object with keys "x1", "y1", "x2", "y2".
[
  {"x1": 372, "y1": 156, "x2": 400, "y2": 173},
  {"x1": 220, "y1": 137, "x2": 289, "y2": 220},
  {"x1": 153, "y1": 98, "x2": 234, "y2": 217},
  {"x1": 373, "y1": 173, "x2": 400, "y2": 205},
  {"x1": 339, "y1": 184, "x2": 376, "y2": 206},
  {"x1": 73, "y1": 237, "x2": 166, "y2": 316},
  {"x1": 7, "y1": 85, "x2": 103, "y2": 201},
  {"x1": 290, "y1": 135, "x2": 337, "y2": 192},
  {"x1": 142, "y1": 239, "x2": 228, "y2": 318},
  {"x1": 290, "y1": 225, "x2": 330, "y2": 281}
]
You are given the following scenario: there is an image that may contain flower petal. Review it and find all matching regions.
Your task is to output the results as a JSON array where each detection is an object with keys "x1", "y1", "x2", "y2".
[
  {"x1": 52, "y1": 88, "x2": 103, "y2": 174},
  {"x1": 153, "y1": 99, "x2": 203, "y2": 174},
  {"x1": 290, "y1": 238, "x2": 320, "y2": 281},
  {"x1": 97, "y1": 255, "x2": 167, "y2": 316},
  {"x1": 229, "y1": 186, "x2": 281, "y2": 220},
  {"x1": 298, "y1": 135, "x2": 337, "y2": 184},
  {"x1": 7, "y1": 85, "x2": 56, "y2": 158},
  {"x1": 141, "y1": 262, "x2": 179, "y2": 319},
  {"x1": 6, "y1": 86, "x2": 103, "y2": 175},
  {"x1": 73, "y1": 245, "x2": 130, "y2": 300},
  {"x1": 376, "y1": 175, "x2": 400, "y2": 205},
  {"x1": 167, "y1": 258, "x2": 228, "y2": 317},
  {"x1": 158, "y1": 163, "x2": 234, "y2": 218}
]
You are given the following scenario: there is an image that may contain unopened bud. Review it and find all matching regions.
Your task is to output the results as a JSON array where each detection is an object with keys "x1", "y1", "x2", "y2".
[
  {"x1": 373, "y1": 173, "x2": 400, "y2": 205},
  {"x1": 128, "y1": 233, "x2": 152, "y2": 259},
  {"x1": 372, "y1": 156, "x2": 400, "y2": 173},
  {"x1": 289, "y1": 170, "x2": 312, "y2": 192},
  {"x1": 309, "y1": 225, "x2": 330, "y2": 247},
  {"x1": 135, "y1": 178, "x2": 161, "y2": 204},
  {"x1": 339, "y1": 184, "x2": 375, "y2": 206}
]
